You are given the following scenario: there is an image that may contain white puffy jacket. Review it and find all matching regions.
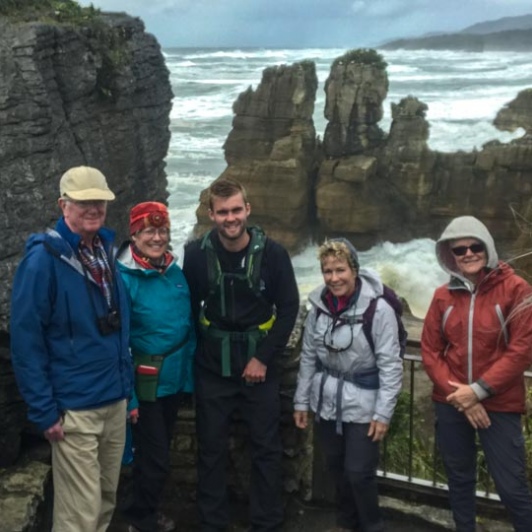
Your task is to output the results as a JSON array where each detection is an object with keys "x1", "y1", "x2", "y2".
[{"x1": 293, "y1": 268, "x2": 403, "y2": 426}]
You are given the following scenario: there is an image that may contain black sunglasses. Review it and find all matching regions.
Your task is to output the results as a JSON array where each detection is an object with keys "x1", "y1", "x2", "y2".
[
  {"x1": 322, "y1": 319, "x2": 355, "y2": 354},
  {"x1": 451, "y1": 243, "x2": 485, "y2": 256}
]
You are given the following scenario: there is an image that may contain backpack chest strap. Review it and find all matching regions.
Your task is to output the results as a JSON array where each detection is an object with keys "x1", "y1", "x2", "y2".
[{"x1": 315, "y1": 361, "x2": 379, "y2": 434}]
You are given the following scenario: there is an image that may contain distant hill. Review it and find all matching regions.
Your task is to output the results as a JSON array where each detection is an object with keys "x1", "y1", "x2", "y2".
[
  {"x1": 380, "y1": 13, "x2": 532, "y2": 51},
  {"x1": 461, "y1": 14, "x2": 532, "y2": 34}
]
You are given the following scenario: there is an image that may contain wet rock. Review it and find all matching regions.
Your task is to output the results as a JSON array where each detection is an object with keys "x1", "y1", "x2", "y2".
[
  {"x1": 0, "y1": 12, "x2": 172, "y2": 332},
  {"x1": 0, "y1": 461, "x2": 52, "y2": 532}
]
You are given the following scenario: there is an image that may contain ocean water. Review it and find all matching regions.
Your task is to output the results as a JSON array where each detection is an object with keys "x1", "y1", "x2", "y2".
[{"x1": 164, "y1": 48, "x2": 532, "y2": 316}]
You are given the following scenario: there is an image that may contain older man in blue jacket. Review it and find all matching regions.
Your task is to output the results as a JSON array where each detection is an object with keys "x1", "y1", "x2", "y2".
[{"x1": 10, "y1": 166, "x2": 133, "y2": 532}]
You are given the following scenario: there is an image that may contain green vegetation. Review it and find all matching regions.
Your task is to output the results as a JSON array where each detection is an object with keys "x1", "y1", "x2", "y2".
[
  {"x1": 332, "y1": 48, "x2": 388, "y2": 70},
  {"x1": 1, "y1": 0, "x2": 133, "y2": 100},
  {"x1": 0, "y1": 0, "x2": 100, "y2": 24},
  {"x1": 95, "y1": 26, "x2": 133, "y2": 100},
  {"x1": 381, "y1": 391, "x2": 445, "y2": 482}
]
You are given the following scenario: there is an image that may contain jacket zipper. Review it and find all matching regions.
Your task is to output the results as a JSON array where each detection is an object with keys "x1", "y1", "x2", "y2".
[{"x1": 467, "y1": 292, "x2": 476, "y2": 383}]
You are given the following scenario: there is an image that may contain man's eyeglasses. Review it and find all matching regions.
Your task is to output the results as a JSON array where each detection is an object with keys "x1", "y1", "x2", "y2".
[
  {"x1": 451, "y1": 243, "x2": 485, "y2": 256},
  {"x1": 140, "y1": 227, "x2": 170, "y2": 238}
]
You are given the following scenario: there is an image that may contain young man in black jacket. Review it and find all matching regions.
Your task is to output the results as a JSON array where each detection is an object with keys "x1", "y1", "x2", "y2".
[{"x1": 183, "y1": 178, "x2": 299, "y2": 532}]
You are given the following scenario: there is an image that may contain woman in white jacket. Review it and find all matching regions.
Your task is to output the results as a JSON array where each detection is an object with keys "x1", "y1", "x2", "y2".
[{"x1": 293, "y1": 238, "x2": 403, "y2": 532}]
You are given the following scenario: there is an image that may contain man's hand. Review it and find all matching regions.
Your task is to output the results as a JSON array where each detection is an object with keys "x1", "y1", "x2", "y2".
[
  {"x1": 368, "y1": 420, "x2": 389, "y2": 442},
  {"x1": 44, "y1": 420, "x2": 65, "y2": 442},
  {"x1": 447, "y1": 381, "x2": 479, "y2": 411},
  {"x1": 464, "y1": 403, "x2": 491, "y2": 429},
  {"x1": 293, "y1": 410, "x2": 308, "y2": 429},
  {"x1": 242, "y1": 357, "x2": 267, "y2": 384}
]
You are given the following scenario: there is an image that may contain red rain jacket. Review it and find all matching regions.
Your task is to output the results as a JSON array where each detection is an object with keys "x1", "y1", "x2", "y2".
[{"x1": 422, "y1": 262, "x2": 532, "y2": 413}]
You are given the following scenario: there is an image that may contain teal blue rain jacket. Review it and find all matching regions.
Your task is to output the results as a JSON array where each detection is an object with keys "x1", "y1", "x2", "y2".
[{"x1": 117, "y1": 244, "x2": 196, "y2": 408}]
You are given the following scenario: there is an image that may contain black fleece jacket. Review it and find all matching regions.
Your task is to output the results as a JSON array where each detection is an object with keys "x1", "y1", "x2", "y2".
[{"x1": 182, "y1": 230, "x2": 299, "y2": 369}]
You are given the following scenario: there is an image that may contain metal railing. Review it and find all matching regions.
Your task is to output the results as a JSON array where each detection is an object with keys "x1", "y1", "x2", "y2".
[{"x1": 378, "y1": 350, "x2": 532, "y2": 506}]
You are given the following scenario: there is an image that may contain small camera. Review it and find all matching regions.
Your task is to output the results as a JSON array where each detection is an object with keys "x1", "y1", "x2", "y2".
[{"x1": 97, "y1": 310, "x2": 121, "y2": 336}]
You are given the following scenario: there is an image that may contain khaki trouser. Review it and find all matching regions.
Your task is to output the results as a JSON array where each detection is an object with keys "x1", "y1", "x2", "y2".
[{"x1": 51, "y1": 399, "x2": 127, "y2": 532}]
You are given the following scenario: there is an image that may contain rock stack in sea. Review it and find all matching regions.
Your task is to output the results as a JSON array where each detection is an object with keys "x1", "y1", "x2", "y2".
[
  {"x1": 315, "y1": 50, "x2": 392, "y2": 249},
  {"x1": 193, "y1": 60, "x2": 319, "y2": 252},
  {"x1": 198, "y1": 50, "x2": 532, "y2": 259}
]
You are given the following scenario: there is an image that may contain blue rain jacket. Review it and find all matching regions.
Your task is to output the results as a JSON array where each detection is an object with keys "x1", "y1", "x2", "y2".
[{"x1": 10, "y1": 218, "x2": 133, "y2": 432}]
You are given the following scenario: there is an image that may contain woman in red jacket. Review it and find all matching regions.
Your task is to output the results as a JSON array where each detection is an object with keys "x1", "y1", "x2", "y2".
[{"x1": 422, "y1": 215, "x2": 532, "y2": 532}]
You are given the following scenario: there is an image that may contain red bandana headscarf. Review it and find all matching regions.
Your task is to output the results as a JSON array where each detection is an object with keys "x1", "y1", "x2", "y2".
[
  {"x1": 129, "y1": 201, "x2": 170, "y2": 235},
  {"x1": 129, "y1": 202, "x2": 172, "y2": 271}
]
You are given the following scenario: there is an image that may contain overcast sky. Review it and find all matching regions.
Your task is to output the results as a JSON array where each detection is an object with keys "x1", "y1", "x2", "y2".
[{"x1": 78, "y1": 0, "x2": 532, "y2": 48}]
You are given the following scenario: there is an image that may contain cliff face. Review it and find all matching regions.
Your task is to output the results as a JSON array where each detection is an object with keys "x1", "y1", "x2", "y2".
[
  {"x1": 322, "y1": 56, "x2": 388, "y2": 158},
  {"x1": 0, "y1": 12, "x2": 172, "y2": 331},
  {"x1": 0, "y1": 12, "x2": 172, "y2": 465}
]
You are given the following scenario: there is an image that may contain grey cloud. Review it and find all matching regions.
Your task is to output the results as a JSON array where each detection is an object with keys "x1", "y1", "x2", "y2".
[{"x1": 78, "y1": 0, "x2": 532, "y2": 47}]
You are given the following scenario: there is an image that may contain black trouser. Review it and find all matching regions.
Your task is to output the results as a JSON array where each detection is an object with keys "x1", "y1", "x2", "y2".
[
  {"x1": 122, "y1": 394, "x2": 180, "y2": 531},
  {"x1": 316, "y1": 420, "x2": 383, "y2": 532},
  {"x1": 435, "y1": 402, "x2": 532, "y2": 532},
  {"x1": 195, "y1": 365, "x2": 283, "y2": 532}
]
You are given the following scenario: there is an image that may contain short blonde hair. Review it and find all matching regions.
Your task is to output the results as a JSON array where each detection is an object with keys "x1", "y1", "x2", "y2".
[{"x1": 318, "y1": 240, "x2": 358, "y2": 271}]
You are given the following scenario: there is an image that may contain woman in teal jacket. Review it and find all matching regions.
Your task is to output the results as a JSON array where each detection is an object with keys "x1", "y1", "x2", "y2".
[{"x1": 118, "y1": 201, "x2": 195, "y2": 532}]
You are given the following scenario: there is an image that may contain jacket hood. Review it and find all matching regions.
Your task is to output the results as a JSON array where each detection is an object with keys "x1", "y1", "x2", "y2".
[
  {"x1": 308, "y1": 267, "x2": 383, "y2": 314},
  {"x1": 25, "y1": 217, "x2": 116, "y2": 259},
  {"x1": 436, "y1": 216, "x2": 498, "y2": 280},
  {"x1": 25, "y1": 231, "x2": 73, "y2": 258}
]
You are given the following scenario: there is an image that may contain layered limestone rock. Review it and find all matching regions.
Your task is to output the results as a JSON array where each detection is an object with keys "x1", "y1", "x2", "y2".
[
  {"x1": 0, "y1": 12, "x2": 172, "y2": 331},
  {"x1": 0, "y1": 344, "x2": 26, "y2": 467},
  {"x1": 193, "y1": 61, "x2": 318, "y2": 252},
  {"x1": 0, "y1": 11, "x2": 172, "y2": 464},
  {"x1": 195, "y1": 49, "x2": 532, "y2": 257},
  {"x1": 316, "y1": 50, "x2": 395, "y2": 248},
  {"x1": 0, "y1": 460, "x2": 52, "y2": 532},
  {"x1": 493, "y1": 88, "x2": 532, "y2": 134},
  {"x1": 315, "y1": 52, "x2": 532, "y2": 250},
  {"x1": 322, "y1": 50, "x2": 388, "y2": 158}
]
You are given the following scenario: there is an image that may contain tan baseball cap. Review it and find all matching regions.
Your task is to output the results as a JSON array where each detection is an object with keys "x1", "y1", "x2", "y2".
[{"x1": 59, "y1": 166, "x2": 116, "y2": 201}]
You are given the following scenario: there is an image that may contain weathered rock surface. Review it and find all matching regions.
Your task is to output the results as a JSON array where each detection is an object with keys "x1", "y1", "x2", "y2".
[
  {"x1": 318, "y1": 82, "x2": 532, "y2": 250},
  {"x1": 193, "y1": 61, "x2": 318, "y2": 251},
  {"x1": 322, "y1": 54, "x2": 388, "y2": 157},
  {"x1": 0, "y1": 11, "x2": 172, "y2": 464},
  {"x1": 493, "y1": 88, "x2": 532, "y2": 134},
  {"x1": 0, "y1": 460, "x2": 52, "y2": 532},
  {"x1": 0, "y1": 12, "x2": 173, "y2": 331},
  {"x1": 0, "y1": 344, "x2": 27, "y2": 468}
]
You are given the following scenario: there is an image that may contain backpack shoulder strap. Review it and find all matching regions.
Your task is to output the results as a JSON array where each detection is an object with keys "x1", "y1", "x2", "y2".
[
  {"x1": 362, "y1": 287, "x2": 408, "y2": 358},
  {"x1": 362, "y1": 297, "x2": 380, "y2": 354},
  {"x1": 246, "y1": 226, "x2": 266, "y2": 295},
  {"x1": 201, "y1": 230, "x2": 222, "y2": 296},
  {"x1": 201, "y1": 227, "x2": 267, "y2": 302}
]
